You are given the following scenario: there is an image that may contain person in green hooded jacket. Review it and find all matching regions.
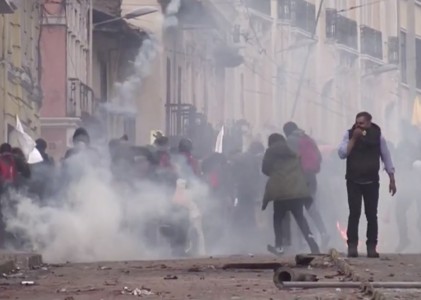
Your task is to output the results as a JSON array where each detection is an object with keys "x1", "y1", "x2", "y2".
[{"x1": 262, "y1": 133, "x2": 320, "y2": 255}]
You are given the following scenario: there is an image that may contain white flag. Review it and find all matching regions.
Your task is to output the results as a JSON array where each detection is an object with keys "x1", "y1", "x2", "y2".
[
  {"x1": 15, "y1": 115, "x2": 43, "y2": 164},
  {"x1": 215, "y1": 126, "x2": 224, "y2": 153}
]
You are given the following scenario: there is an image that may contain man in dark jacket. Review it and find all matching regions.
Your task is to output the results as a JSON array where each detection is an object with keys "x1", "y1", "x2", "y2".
[
  {"x1": 283, "y1": 122, "x2": 329, "y2": 247},
  {"x1": 262, "y1": 133, "x2": 319, "y2": 255},
  {"x1": 338, "y1": 112, "x2": 396, "y2": 258}
]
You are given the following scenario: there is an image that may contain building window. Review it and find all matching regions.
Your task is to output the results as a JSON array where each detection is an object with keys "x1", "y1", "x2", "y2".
[
  {"x1": 240, "y1": 73, "x2": 244, "y2": 117},
  {"x1": 360, "y1": 25, "x2": 383, "y2": 59},
  {"x1": 416, "y1": 37, "x2": 421, "y2": 89},
  {"x1": 292, "y1": 0, "x2": 316, "y2": 34},
  {"x1": 335, "y1": 15, "x2": 358, "y2": 50},
  {"x1": 166, "y1": 58, "x2": 171, "y2": 104},
  {"x1": 325, "y1": 8, "x2": 336, "y2": 40},
  {"x1": 245, "y1": 0, "x2": 270, "y2": 15},
  {"x1": 388, "y1": 36, "x2": 399, "y2": 65},
  {"x1": 177, "y1": 66, "x2": 182, "y2": 104},
  {"x1": 278, "y1": 0, "x2": 292, "y2": 20},
  {"x1": 400, "y1": 31, "x2": 407, "y2": 84}
]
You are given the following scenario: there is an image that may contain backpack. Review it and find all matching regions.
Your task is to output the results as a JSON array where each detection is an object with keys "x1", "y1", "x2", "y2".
[
  {"x1": 298, "y1": 135, "x2": 322, "y2": 174},
  {"x1": 0, "y1": 154, "x2": 17, "y2": 184}
]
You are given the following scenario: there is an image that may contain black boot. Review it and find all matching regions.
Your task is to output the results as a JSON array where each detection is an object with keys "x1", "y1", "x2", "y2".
[
  {"x1": 367, "y1": 245, "x2": 379, "y2": 258},
  {"x1": 347, "y1": 245, "x2": 358, "y2": 258},
  {"x1": 306, "y1": 235, "x2": 320, "y2": 254}
]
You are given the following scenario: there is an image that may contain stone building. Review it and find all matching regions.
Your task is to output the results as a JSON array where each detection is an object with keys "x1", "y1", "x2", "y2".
[{"x1": 0, "y1": 0, "x2": 43, "y2": 143}]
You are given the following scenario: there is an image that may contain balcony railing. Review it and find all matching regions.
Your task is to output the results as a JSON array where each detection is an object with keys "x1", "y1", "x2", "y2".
[
  {"x1": 360, "y1": 25, "x2": 383, "y2": 60},
  {"x1": 67, "y1": 78, "x2": 94, "y2": 118},
  {"x1": 246, "y1": 0, "x2": 270, "y2": 15},
  {"x1": 336, "y1": 15, "x2": 358, "y2": 50}
]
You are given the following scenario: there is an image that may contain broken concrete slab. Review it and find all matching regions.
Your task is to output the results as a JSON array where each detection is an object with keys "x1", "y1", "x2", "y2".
[
  {"x1": 0, "y1": 251, "x2": 43, "y2": 270},
  {"x1": 0, "y1": 259, "x2": 15, "y2": 274}
]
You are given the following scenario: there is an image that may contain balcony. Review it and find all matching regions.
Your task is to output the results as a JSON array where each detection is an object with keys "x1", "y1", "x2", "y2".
[
  {"x1": 67, "y1": 78, "x2": 94, "y2": 118},
  {"x1": 245, "y1": 0, "x2": 270, "y2": 15},
  {"x1": 292, "y1": 0, "x2": 315, "y2": 34},
  {"x1": 335, "y1": 15, "x2": 358, "y2": 51},
  {"x1": 360, "y1": 25, "x2": 383, "y2": 60}
]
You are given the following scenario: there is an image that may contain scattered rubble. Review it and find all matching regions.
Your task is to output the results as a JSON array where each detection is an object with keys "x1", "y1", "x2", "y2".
[{"x1": 122, "y1": 286, "x2": 154, "y2": 296}]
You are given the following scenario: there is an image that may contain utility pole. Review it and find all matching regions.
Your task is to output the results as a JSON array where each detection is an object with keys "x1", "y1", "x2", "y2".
[
  {"x1": 270, "y1": 0, "x2": 278, "y2": 127},
  {"x1": 406, "y1": 0, "x2": 416, "y2": 118},
  {"x1": 289, "y1": 0, "x2": 324, "y2": 119},
  {"x1": 89, "y1": 0, "x2": 93, "y2": 87}
]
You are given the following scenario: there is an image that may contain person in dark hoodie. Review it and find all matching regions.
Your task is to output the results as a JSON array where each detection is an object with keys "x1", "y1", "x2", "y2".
[
  {"x1": 262, "y1": 133, "x2": 320, "y2": 255},
  {"x1": 338, "y1": 112, "x2": 396, "y2": 258},
  {"x1": 178, "y1": 138, "x2": 200, "y2": 178},
  {"x1": 283, "y1": 122, "x2": 329, "y2": 247},
  {"x1": 64, "y1": 127, "x2": 94, "y2": 159},
  {"x1": 35, "y1": 139, "x2": 54, "y2": 165}
]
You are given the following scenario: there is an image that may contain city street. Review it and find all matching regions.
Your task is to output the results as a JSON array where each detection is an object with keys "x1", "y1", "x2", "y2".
[{"x1": 1, "y1": 252, "x2": 421, "y2": 299}]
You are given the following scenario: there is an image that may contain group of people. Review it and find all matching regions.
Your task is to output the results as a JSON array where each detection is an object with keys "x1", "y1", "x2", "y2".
[{"x1": 0, "y1": 111, "x2": 406, "y2": 259}]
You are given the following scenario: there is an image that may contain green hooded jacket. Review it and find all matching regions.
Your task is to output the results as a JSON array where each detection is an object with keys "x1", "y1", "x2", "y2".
[{"x1": 261, "y1": 139, "x2": 310, "y2": 209}]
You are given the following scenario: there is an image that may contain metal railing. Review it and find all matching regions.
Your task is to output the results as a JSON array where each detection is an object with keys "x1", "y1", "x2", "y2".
[{"x1": 67, "y1": 78, "x2": 94, "y2": 117}]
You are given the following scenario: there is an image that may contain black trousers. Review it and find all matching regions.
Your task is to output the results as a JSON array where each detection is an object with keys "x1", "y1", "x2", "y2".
[
  {"x1": 273, "y1": 199, "x2": 319, "y2": 254},
  {"x1": 346, "y1": 181, "x2": 379, "y2": 247}
]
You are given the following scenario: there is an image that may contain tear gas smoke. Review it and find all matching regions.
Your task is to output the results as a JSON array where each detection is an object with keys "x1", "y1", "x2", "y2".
[
  {"x1": 101, "y1": 35, "x2": 159, "y2": 116},
  {"x1": 163, "y1": 0, "x2": 181, "y2": 29}
]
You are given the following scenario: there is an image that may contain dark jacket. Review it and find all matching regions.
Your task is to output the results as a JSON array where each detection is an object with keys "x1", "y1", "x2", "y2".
[
  {"x1": 346, "y1": 123, "x2": 381, "y2": 182},
  {"x1": 261, "y1": 140, "x2": 310, "y2": 209},
  {"x1": 232, "y1": 150, "x2": 265, "y2": 201}
]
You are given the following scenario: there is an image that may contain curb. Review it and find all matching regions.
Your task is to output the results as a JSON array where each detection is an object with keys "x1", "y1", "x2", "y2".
[{"x1": 329, "y1": 249, "x2": 389, "y2": 300}]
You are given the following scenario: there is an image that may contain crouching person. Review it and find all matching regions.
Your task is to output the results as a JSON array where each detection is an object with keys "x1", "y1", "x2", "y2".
[{"x1": 261, "y1": 133, "x2": 320, "y2": 255}]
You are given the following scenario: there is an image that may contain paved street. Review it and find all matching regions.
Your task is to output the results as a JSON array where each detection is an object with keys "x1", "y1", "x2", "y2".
[{"x1": 1, "y1": 252, "x2": 421, "y2": 299}]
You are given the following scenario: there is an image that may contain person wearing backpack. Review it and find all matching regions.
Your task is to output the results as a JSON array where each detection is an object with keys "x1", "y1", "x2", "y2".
[
  {"x1": 261, "y1": 133, "x2": 320, "y2": 255},
  {"x1": 283, "y1": 122, "x2": 330, "y2": 248}
]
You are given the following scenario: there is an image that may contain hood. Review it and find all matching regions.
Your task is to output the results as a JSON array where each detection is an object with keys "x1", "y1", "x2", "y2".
[{"x1": 268, "y1": 141, "x2": 296, "y2": 159}]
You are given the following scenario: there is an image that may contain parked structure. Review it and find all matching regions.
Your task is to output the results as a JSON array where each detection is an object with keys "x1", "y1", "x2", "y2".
[{"x1": 0, "y1": 0, "x2": 43, "y2": 143}]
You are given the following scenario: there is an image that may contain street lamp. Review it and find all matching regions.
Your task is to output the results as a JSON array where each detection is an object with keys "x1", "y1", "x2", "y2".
[{"x1": 93, "y1": 6, "x2": 158, "y2": 28}]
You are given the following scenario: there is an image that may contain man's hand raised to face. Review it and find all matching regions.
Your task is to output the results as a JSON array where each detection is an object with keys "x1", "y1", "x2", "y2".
[{"x1": 352, "y1": 128, "x2": 363, "y2": 140}]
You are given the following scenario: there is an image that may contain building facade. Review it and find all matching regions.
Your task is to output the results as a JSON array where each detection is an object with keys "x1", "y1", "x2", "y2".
[
  {"x1": 122, "y1": 0, "x2": 244, "y2": 155},
  {"x1": 236, "y1": 0, "x2": 401, "y2": 145},
  {"x1": 39, "y1": 0, "x2": 94, "y2": 160},
  {"x1": 92, "y1": 0, "x2": 147, "y2": 143},
  {"x1": 0, "y1": 0, "x2": 43, "y2": 144}
]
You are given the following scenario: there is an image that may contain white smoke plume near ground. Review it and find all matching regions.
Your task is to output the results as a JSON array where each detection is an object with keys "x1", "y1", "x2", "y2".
[{"x1": 2, "y1": 150, "x2": 213, "y2": 263}]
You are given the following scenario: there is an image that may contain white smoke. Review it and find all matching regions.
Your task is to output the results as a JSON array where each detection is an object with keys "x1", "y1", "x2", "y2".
[
  {"x1": 163, "y1": 0, "x2": 181, "y2": 29},
  {"x1": 102, "y1": 36, "x2": 159, "y2": 116}
]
